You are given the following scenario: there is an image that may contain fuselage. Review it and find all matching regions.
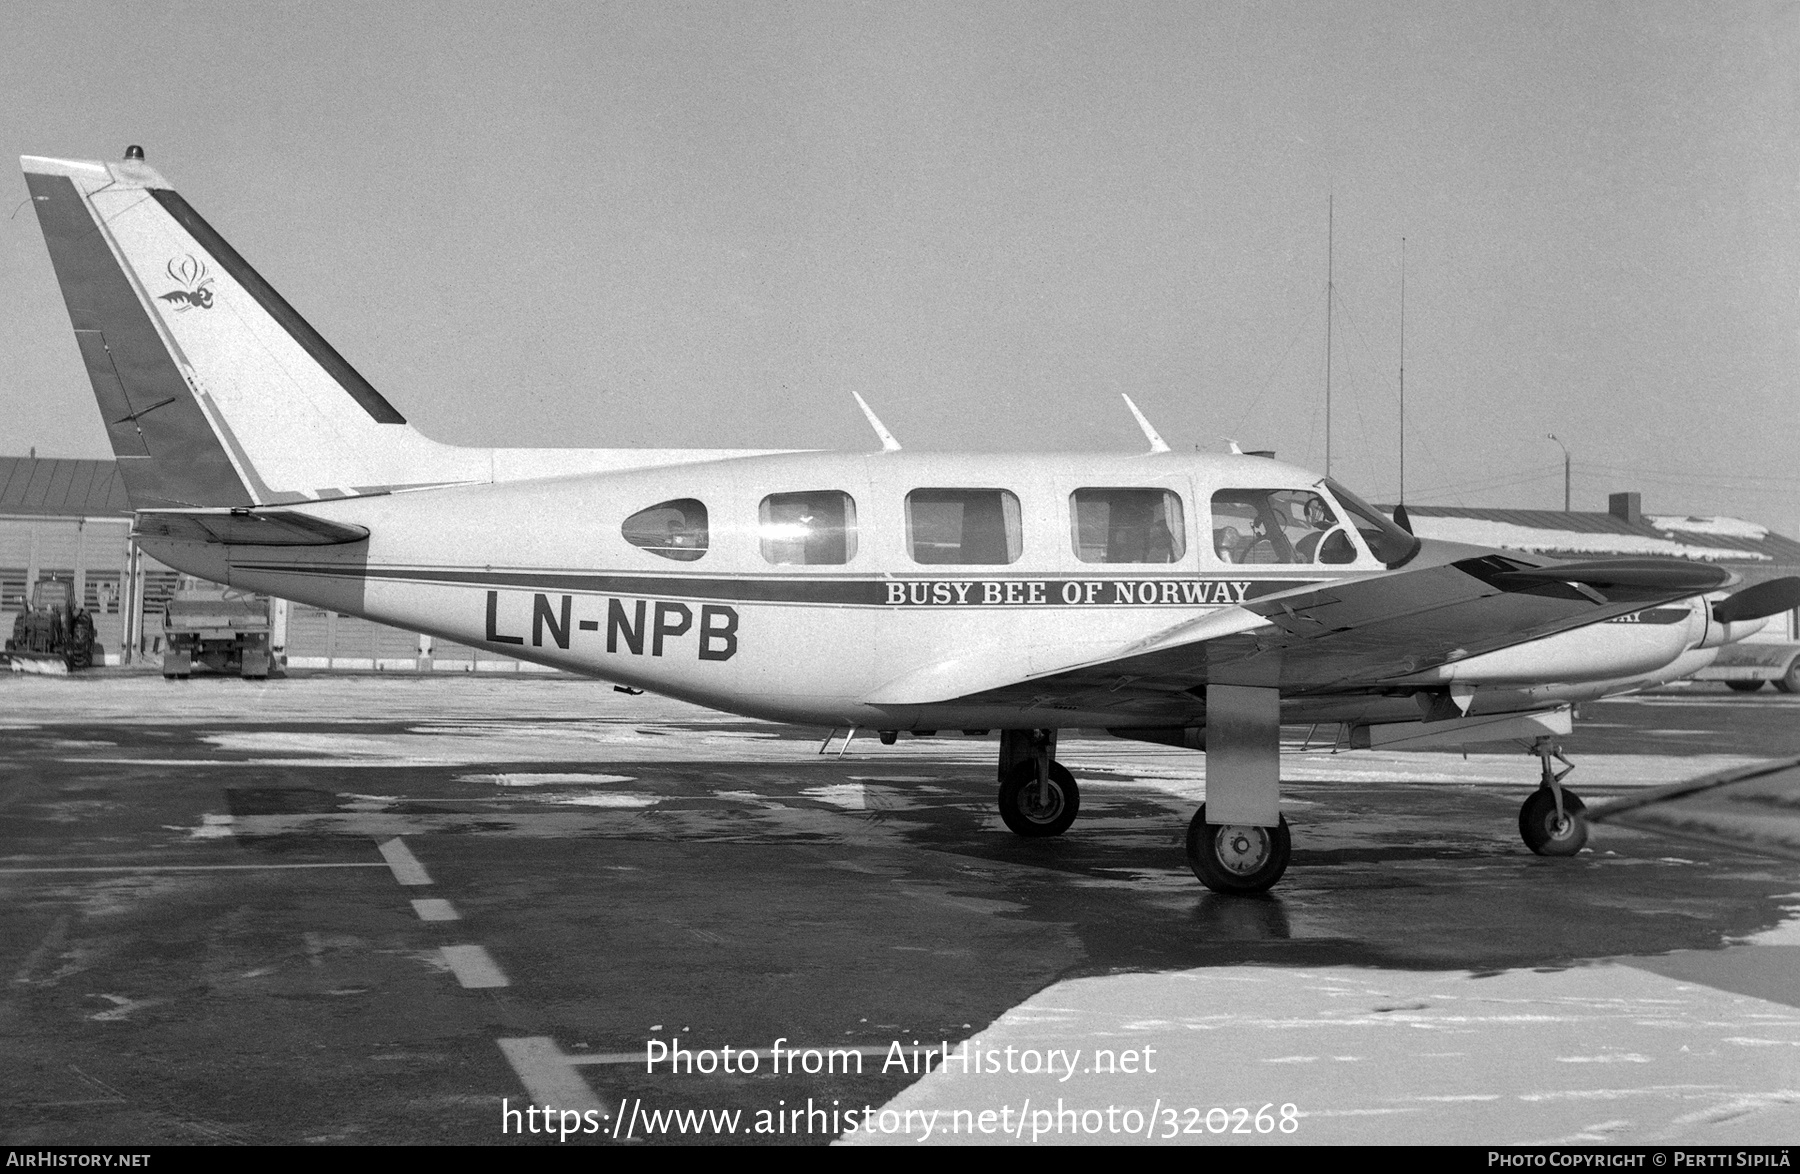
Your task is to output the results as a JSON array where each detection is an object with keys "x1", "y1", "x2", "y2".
[{"x1": 138, "y1": 448, "x2": 1724, "y2": 730}]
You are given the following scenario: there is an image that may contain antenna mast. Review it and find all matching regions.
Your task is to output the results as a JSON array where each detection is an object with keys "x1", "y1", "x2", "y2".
[
  {"x1": 1325, "y1": 194, "x2": 1334, "y2": 478},
  {"x1": 1399, "y1": 235, "x2": 1406, "y2": 505}
]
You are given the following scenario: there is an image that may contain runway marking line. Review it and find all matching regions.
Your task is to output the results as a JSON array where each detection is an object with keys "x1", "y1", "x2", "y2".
[
  {"x1": 441, "y1": 944, "x2": 509, "y2": 989},
  {"x1": 497, "y1": 1037, "x2": 606, "y2": 1114},
  {"x1": 11, "y1": 913, "x2": 70, "y2": 984},
  {"x1": 377, "y1": 837, "x2": 433, "y2": 885},
  {"x1": 0, "y1": 863, "x2": 390, "y2": 874},
  {"x1": 412, "y1": 898, "x2": 460, "y2": 921}
]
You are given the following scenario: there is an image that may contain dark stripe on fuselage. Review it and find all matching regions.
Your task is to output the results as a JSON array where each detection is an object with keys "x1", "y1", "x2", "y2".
[
  {"x1": 229, "y1": 562, "x2": 1325, "y2": 607},
  {"x1": 1607, "y1": 608, "x2": 1691, "y2": 625},
  {"x1": 147, "y1": 188, "x2": 408, "y2": 426}
]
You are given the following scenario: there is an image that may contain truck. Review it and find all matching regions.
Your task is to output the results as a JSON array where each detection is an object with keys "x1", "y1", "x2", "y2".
[
  {"x1": 161, "y1": 578, "x2": 277, "y2": 680},
  {"x1": 1695, "y1": 604, "x2": 1800, "y2": 693},
  {"x1": 4, "y1": 579, "x2": 96, "y2": 673}
]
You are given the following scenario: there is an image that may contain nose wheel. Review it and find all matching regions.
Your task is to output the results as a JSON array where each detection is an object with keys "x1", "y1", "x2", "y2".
[
  {"x1": 998, "y1": 760, "x2": 1080, "y2": 837},
  {"x1": 1519, "y1": 787, "x2": 1587, "y2": 855},
  {"x1": 1186, "y1": 803, "x2": 1291, "y2": 895},
  {"x1": 1520, "y1": 737, "x2": 1587, "y2": 856}
]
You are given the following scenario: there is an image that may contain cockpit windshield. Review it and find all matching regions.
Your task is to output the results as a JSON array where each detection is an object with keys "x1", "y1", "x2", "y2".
[{"x1": 1321, "y1": 478, "x2": 1421, "y2": 568}]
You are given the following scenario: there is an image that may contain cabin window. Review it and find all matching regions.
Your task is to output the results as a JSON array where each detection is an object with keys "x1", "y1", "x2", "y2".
[
  {"x1": 906, "y1": 489, "x2": 1023, "y2": 565},
  {"x1": 1070, "y1": 488, "x2": 1185, "y2": 564},
  {"x1": 1210, "y1": 489, "x2": 1360, "y2": 566},
  {"x1": 759, "y1": 491, "x2": 858, "y2": 565},
  {"x1": 621, "y1": 498, "x2": 709, "y2": 562}
]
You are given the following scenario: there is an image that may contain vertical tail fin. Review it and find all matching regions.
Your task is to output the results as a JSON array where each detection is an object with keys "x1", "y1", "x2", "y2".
[{"x1": 23, "y1": 152, "x2": 483, "y2": 507}]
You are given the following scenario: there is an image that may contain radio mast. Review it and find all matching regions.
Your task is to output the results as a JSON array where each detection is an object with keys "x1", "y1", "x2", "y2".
[{"x1": 1325, "y1": 194, "x2": 1334, "y2": 479}]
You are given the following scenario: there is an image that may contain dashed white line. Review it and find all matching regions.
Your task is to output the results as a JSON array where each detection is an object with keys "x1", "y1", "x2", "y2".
[
  {"x1": 377, "y1": 837, "x2": 432, "y2": 885},
  {"x1": 441, "y1": 944, "x2": 509, "y2": 988},
  {"x1": 0, "y1": 863, "x2": 389, "y2": 874},
  {"x1": 496, "y1": 1037, "x2": 606, "y2": 1113},
  {"x1": 411, "y1": 898, "x2": 461, "y2": 921}
]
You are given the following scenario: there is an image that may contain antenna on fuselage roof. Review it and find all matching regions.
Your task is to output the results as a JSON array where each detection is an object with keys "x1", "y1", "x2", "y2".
[
  {"x1": 850, "y1": 392, "x2": 902, "y2": 452},
  {"x1": 1120, "y1": 394, "x2": 1171, "y2": 454},
  {"x1": 1225, "y1": 439, "x2": 1245, "y2": 455}
]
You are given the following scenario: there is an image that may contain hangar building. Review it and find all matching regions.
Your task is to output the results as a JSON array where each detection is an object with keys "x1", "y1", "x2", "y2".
[
  {"x1": 0, "y1": 455, "x2": 547, "y2": 672},
  {"x1": 1392, "y1": 492, "x2": 1800, "y2": 641}
]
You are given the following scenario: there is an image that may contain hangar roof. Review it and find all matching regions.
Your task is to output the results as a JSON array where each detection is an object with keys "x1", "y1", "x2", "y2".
[
  {"x1": 0, "y1": 457, "x2": 131, "y2": 519},
  {"x1": 1389, "y1": 504, "x2": 1800, "y2": 581}
]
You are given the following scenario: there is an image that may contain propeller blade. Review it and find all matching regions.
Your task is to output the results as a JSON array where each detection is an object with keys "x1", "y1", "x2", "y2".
[{"x1": 1713, "y1": 577, "x2": 1800, "y2": 625}]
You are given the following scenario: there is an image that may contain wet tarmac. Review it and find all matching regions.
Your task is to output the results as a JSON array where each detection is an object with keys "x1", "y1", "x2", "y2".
[{"x1": 1, "y1": 675, "x2": 1797, "y2": 1145}]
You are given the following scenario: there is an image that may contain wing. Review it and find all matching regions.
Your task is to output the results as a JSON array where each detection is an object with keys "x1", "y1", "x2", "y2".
[{"x1": 863, "y1": 548, "x2": 1733, "y2": 721}]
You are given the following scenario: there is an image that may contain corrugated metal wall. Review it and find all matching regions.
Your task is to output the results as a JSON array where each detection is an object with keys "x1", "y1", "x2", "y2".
[
  {"x1": 0, "y1": 514, "x2": 547, "y2": 672},
  {"x1": 0, "y1": 517, "x2": 132, "y2": 662}
]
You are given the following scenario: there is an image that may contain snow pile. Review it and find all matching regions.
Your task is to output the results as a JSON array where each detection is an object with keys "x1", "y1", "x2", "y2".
[
  {"x1": 1647, "y1": 515, "x2": 1769, "y2": 541},
  {"x1": 1408, "y1": 516, "x2": 1767, "y2": 562}
]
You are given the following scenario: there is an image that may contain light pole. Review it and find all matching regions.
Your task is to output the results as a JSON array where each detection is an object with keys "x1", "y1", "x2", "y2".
[{"x1": 1546, "y1": 434, "x2": 1571, "y2": 512}]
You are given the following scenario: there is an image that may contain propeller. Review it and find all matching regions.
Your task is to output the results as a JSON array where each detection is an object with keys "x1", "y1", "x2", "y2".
[{"x1": 1713, "y1": 577, "x2": 1800, "y2": 625}]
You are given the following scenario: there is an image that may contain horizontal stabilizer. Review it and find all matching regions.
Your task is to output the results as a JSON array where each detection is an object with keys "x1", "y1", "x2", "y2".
[{"x1": 135, "y1": 509, "x2": 369, "y2": 546}]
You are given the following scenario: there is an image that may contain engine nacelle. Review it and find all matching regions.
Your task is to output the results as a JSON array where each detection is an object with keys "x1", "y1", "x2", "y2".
[
  {"x1": 1407, "y1": 602, "x2": 1703, "y2": 686},
  {"x1": 1695, "y1": 611, "x2": 1769, "y2": 650}
]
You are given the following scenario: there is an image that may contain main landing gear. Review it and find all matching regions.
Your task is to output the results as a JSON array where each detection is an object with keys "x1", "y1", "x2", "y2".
[
  {"x1": 996, "y1": 729, "x2": 1080, "y2": 837},
  {"x1": 1519, "y1": 737, "x2": 1587, "y2": 856},
  {"x1": 1185, "y1": 804, "x2": 1292, "y2": 895}
]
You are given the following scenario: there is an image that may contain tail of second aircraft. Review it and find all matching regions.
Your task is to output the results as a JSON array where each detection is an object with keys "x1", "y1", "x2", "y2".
[{"x1": 22, "y1": 150, "x2": 501, "y2": 509}]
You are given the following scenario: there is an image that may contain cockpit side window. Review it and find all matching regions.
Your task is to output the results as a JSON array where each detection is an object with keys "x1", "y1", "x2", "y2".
[
  {"x1": 1070, "y1": 488, "x2": 1185, "y2": 563},
  {"x1": 1210, "y1": 489, "x2": 1361, "y2": 566},
  {"x1": 906, "y1": 489, "x2": 1023, "y2": 565},
  {"x1": 622, "y1": 498, "x2": 709, "y2": 562},
  {"x1": 759, "y1": 491, "x2": 858, "y2": 565}
]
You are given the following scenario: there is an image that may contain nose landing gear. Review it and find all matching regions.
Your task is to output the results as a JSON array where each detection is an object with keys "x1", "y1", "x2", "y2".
[{"x1": 1519, "y1": 737, "x2": 1587, "y2": 856}]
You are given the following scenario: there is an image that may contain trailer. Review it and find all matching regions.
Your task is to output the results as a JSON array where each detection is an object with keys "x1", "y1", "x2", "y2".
[
  {"x1": 3, "y1": 579, "x2": 96, "y2": 673},
  {"x1": 161, "y1": 579, "x2": 277, "y2": 680},
  {"x1": 1695, "y1": 605, "x2": 1800, "y2": 693}
]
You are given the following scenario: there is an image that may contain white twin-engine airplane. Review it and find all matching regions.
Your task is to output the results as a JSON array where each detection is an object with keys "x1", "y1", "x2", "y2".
[{"x1": 23, "y1": 149, "x2": 1799, "y2": 894}]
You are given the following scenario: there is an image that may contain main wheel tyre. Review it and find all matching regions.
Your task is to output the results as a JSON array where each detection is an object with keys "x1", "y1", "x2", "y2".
[
  {"x1": 998, "y1": 761, "x2": 1079, "y2": 838},
  {"x1": 1186, "y1": 804, "x2": 1291, "y2": 895},
  {"x1": 1518, "y1": 788, "x2": 1588, "y2": 856},
  {"x1": 1726, "y1": 680, "x2": 1765, "y2": 693}
]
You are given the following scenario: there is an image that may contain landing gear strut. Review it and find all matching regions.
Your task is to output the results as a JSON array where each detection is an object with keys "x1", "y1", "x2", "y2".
[
  {"x1": 1519, "y1": 737, "x2": 1587, "y2": 856},
  {"x1": 996, "y1": 729, "x2": 1080, "y2": 837}
]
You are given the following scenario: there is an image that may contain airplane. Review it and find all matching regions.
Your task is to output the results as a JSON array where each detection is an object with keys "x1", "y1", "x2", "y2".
[{"x1": 20, "y1": 147, "x2": 1799, "y2": 895}]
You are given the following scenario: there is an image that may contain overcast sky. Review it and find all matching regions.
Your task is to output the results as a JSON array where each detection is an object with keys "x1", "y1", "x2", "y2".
[{"x1": 2, "y1": 2, "x2": 1794, "y2": 532}]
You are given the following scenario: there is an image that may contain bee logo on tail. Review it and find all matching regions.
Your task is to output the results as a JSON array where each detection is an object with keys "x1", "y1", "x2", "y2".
[{"x1": 158, "y1": 255, "x2": 214, "y2": 311}]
